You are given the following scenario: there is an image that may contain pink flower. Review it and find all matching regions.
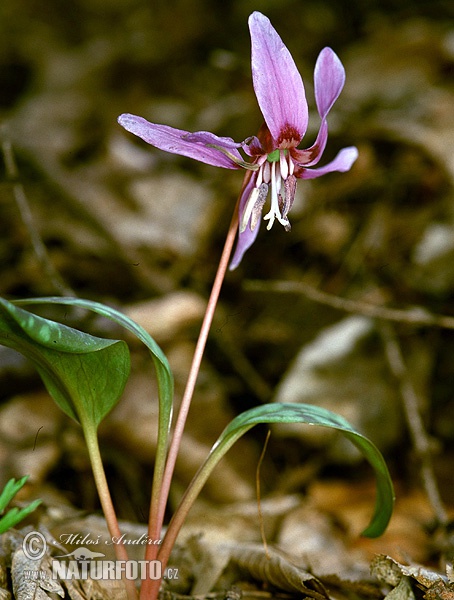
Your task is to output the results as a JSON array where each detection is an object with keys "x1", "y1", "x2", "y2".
[{"x1": 118, "y1": 11, "x2": 358, "y2": 268}]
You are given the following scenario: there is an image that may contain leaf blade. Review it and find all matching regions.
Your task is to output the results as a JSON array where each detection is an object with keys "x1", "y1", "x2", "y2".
[
  {"x1": 0, "y1": 297, "x2": 131, "y2": 427},
  {"x1": 0, "y1": 476, "x2": 42, "y2": 535},
  {"x1": 170, "y1": 402, "x2": 394, "y2": 547},
  {"x1": 14, "y1": 297, "x2": 174, "y2": 436},
  {"x1": 216, "y1": 403, "x2": 394, "y2": 537}
]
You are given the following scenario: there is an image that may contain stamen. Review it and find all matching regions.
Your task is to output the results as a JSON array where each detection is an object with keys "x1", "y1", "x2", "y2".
[
  {"x1": 282, "y1": 175, "x2": 297, "y2": 220},
  {"x1": 262, "y1": 161, "x2": 271, "y2": 183},
  {"x1": 250, "y1": 184, "x2": 268, "y2": 231},
  {"x1": 256, "y1": 165, "x2": 263, "y2": 187},
  {"x1": 240, "y1": 182, "x2": 268, "y2": 233},
  {"x1": 263, "y1": 161, "x2": 291, "y2": 230},
  {"x1": 278, "y1": 193, "x2": 291, "y2": 232},
  {"x1": 280, "y1": 151, "x2": 289, "y2": 180},
  {"x1": 206, "y1": 144, "x2": 260, "y2": 170},
  {"x1": 253, "y1": 155, "x2": 268, "y2": 187},
  {"x1": 240, "y1": 151, "x2": 297, "y2": 236},
  {"x1": 240, "y1": 186, "x2": 260, "y2": 233},
  {"x1": 264, "y1": 162, "x2": 280, "y2": 230}
]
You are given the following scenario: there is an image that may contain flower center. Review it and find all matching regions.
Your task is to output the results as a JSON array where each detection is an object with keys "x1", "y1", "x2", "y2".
[{"x1": 240, "y1": 150, "x2": 297, "y2": 233}]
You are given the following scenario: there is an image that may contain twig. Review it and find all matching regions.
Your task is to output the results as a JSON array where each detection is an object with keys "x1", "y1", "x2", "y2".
[
  {"x1": 213, "y1": 311, "x2": 272, "y2": 402},
  {"x1": 1, "y1": 131, "x2": 75, "y2": 297},
  {"x1": 245, "y1": 279, "x2": 454, "y2": 330},
  {"x1": 256, "y1": 430, "x2": 271, "y2": 560},
  {"x1": 379, "y1": 321, "x2": 448, "y2": 527},
  {"x1": 246, "y1": 277, "x2": 450, "y2": 526}
]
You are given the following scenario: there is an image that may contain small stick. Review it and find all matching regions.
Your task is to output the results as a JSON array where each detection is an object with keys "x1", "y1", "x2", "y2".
[
  {"x1": 380, "y1": 321, "x2": 448, "y2": 527},
  {"x1": 245, "y1": 279, "x2": 454, "y2": 330},
  {"x1": 256, "y1": 430, "x2": 271, "y2": 560},
  {"x1": 1, "y1": 131, "x2": 74, "y2": 297},
  {"x1": 247, "y1": 277, "x2": 450, "y2": 526}
]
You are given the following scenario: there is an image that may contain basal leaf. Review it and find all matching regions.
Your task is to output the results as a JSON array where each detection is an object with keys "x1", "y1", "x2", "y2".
[
  {"x1": 13, "y1": 296, "x2": 174, "y2": 523},
  {"x1": 1, "y1": 300, "x2": 112, "y2": 352},
  {"x1": 15, "y1": 296, "x2": 174, "y2": 466},
  {"x1": 218, "y1": 403, "x2": 394, "y2": 536},
  {"x1": 220, "y1": 403, "x2": 394, "y2": 537},
  {"x1": 0, "y1": 297, "x2": 130, "y2": 428},
  {"x1": 35, "y1": 338, "x2": 130, "y2": 426},
  {"x1": 173, "y1": 403, "x2": 394, "y2": 546},
  {"x1": 14, "y1": 297, "x2": 174, "y2": 438}
]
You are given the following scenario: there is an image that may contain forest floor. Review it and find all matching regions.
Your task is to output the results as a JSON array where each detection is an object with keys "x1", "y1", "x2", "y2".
[{"x1": 1, "y1": 1, "x2": 454, "y2": 598}]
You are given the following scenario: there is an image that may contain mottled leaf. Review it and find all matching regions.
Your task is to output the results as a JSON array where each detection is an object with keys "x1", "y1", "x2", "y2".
[
  {"x1": 14, "y1": 296, "x2": 173, "y2": 442},
  {"x1": 194, "y1": 404, "x2": 394, "y2": 538},
  {"x1": 0, "y1": 297, "x2": 130, "y2": 428}
]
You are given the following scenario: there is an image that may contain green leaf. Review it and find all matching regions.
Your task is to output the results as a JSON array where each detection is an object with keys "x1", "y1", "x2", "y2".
[
  {"x1": 19, "y1": 297, "x2": 176, "y2": 564},
  {"x1": 0, "y1": 297, "x2": 130, "y2": 428},
  {"x1": 0, "y1": 476, "x2": 42, "y2": 535},
  {"x1": 0, "y1": 500, "x2": 42, "y2": 535},
  {"x1": 0, "y1": 476, "x2": 29, "y2": 512},
  {"x1": 178, "y1": 403, "x2": 394, "y2": 540},
  {"x1": 14, "y1": 296, "x2": 174, "y2": 444},
  {"x1": 219, "y1": 403, "x2": 394, "y2": 537}
]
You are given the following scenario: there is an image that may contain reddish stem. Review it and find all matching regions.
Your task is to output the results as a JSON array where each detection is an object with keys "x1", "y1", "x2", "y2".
[{"x1": 140, "y1": 197, "x2": 240, "y2": 600}]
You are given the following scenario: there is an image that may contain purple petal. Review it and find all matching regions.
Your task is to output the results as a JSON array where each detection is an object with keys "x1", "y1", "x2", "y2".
[
  {"x1": 291, "y1": 119, "x2": 328, "y2": 167},
  {"x1": 314, "y1": 47, "x2": 345, "y2": 119},
  {"x1": 118, "y1": 114, "x2": 242, "y2": 169},
  {"x1": 184, "y1": 131, "x2": 241, "y2": 149},
  {"x1": 241, "y1": 135, "x2": 264, "y2": 157},
  {"x1": 249, "y1": 12, "x2": 308, "y2": 145},
  {"x1": 230, "y1": 174, "x2": 260, "y2": 269},
  {"x1": 230, "y1": 218, "x2": 261, "y2": 270},
  {"x1": 298, "y1": 146, "x2": 358, "y2": 179}
]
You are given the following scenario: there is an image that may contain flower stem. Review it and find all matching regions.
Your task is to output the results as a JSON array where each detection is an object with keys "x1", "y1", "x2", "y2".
[
  {"x1": 140, "y1": 198, "x2": 240, "y2": 600},
  {"x1": 157, "y1": 442, "x2": 234, "y2": 576},
  {"x1": 138, "y1": 414, "x2": 168, "y2": 569},
  {"x1": 83, "y1": 422, "x2": 138, "y2": 600}
]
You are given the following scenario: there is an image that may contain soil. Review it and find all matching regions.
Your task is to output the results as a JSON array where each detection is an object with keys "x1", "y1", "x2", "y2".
[{"x1": 1, "y1": 1, "x2": 454, "y2": 598}]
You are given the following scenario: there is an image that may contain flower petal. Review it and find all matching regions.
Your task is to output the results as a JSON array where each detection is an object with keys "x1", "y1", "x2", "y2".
[
  {"x1": 118, "y1": 114, "x2": 242, "y2": 169},
  {"x1": 291, "y1": 119, "x2": 328, "y2": 167},
  {"x1": 230, "y1": 219, "x2": 261, "y2": 270},
  {"x1": 241, "y1": 135, "x2": 265, "y2": 157},
  {"x1": 184, "y1": 131, "x2": 241, "y2": 149},
  {"x1": 249, "y1": 12, "x2": 308, "y2": 145},
  {"x1": 297, "y1": 146, "x2": 358, "y2": 179},
  {"x1": 230, "y1": 172, "x2": 260, "y2": 269},
  {"x1": 314, "y1": 47, "x2": 346, "y2": 119}
]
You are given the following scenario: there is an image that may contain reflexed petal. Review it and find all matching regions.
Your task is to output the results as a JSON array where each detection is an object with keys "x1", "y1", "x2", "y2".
[
  {"x1": 241, "y1": 135, "x2": 265, "y2": 157},
  {"x1": 118, "y1": 114, "x2": 242, "y2": 169},
  {"x1": 291, "y1": 119, "x2": 328, "y2": 167},
  {"x1": 297, "y1": 146, "x2": 358, "y2": 179},
  {"x1": 230, "y1": 173, "x2": 260, "y2": 269},
  {"x1": 230, "y1": 221, "x2": 261, "y2": 270},
  {"x1": 249, "y1": 12, "x2": 308, "y2": 145},
  {"x1": 314, "y1": 47, "x2": 345, "y2": 119}
]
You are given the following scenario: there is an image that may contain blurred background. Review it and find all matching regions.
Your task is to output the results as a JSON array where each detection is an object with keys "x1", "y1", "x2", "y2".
[{"x1": 0, "y1": 0, "x2": 454, "y2": 569}]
